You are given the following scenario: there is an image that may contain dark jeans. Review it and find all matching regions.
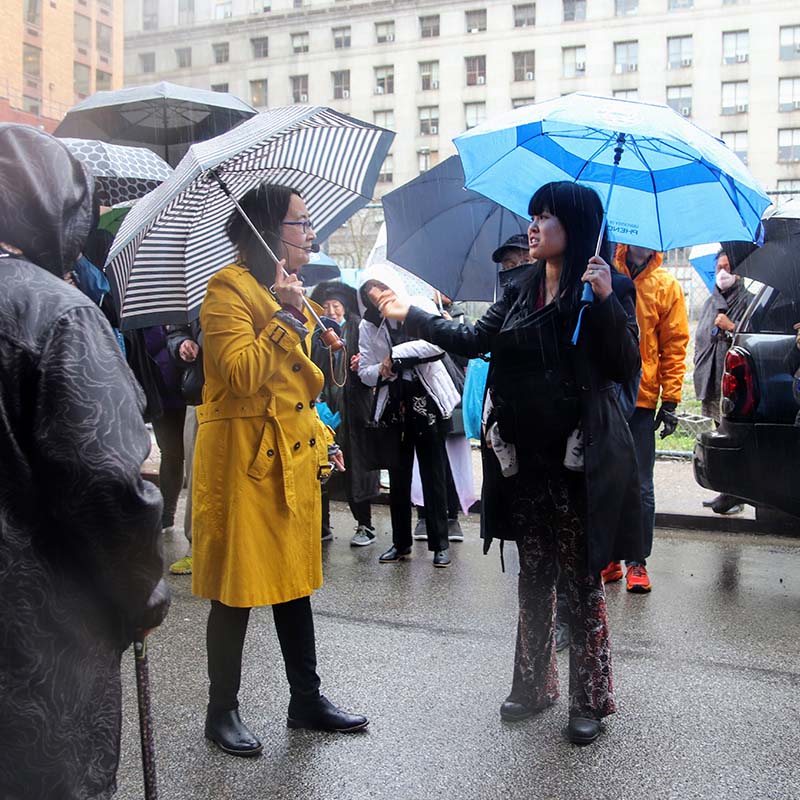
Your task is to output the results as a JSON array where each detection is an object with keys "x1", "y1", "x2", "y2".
[
  {"x1": 628, "y1": 407, "x2": 656, "y2": 562},
  {"x1": 151, "y1": 406, "x2": 186, "y2": 527},
  {"x1": 206, "y1": 596, "x2": 321, "y2": 712},
  {"x1": 321, "y1": 486, "x2": 372, "y2": 530},
  {"x1": 417, "y1": 458, "x2": 460, "y2": 520}
]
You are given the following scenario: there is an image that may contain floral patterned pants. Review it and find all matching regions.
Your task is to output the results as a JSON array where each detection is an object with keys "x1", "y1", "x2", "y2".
[{"x1": 507, "y1": 468, "x2": 615, "y2": 719}]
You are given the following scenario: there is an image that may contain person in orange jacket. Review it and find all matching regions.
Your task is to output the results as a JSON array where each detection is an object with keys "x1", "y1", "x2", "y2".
[{"x1": 604, "y1": 244, "x2": 689, "y2": 592}]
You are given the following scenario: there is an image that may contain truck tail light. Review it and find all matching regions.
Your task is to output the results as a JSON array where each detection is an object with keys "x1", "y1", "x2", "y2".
[{"x1": 721, "y1": 347, "x2": 758, "y2": 419}]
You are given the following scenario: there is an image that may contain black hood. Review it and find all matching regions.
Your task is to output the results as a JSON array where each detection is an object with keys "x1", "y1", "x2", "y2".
[{"x1": 0, "y1": 124, "x2": 95, "y2": 276}]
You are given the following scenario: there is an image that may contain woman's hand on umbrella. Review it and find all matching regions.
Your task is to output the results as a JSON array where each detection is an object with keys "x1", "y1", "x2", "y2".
[
  {"x1": 714, "y1": 313, "x2": 735, "y2": 332},
  {"x1": 582, "y1": 256, "x2": 612, "y2": 301},
  {"x1": 368, "y1": 287, "x2": 409, "y2": 320},
  {"x1": 273, "y1": 257, "x2": 305, "y2": 310},
  {"x1": 179, "y1": 340, "x2": 199, "y2": 362},
  {"x1": 331, "y1": 449, "x2": 346, "y2": 472}
]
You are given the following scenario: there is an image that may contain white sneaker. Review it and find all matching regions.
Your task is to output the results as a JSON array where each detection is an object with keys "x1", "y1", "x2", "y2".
[
  {"x1": 412, "y1": 518, "x2": 428, "y2": 541},
  {"x1": 350, "y1": 525, "x2": 376, "y2": 547}
]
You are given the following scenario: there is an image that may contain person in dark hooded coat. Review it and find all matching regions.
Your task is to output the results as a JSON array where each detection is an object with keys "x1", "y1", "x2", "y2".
[
  {"x1": 0, "y1": 124, "x2": 170, "y2": 799},
  {"x1": 369, "y1": 182, "x2": 642, "y2": 746}
]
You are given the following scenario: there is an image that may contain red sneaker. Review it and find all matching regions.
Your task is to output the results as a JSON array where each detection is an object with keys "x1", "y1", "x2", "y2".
[
  {"x1": 600, "y1": 561, "x2": 623, "y2": 583},
  {"x1": 626, "y1": 564, "x2": 652, "y2": 593}
]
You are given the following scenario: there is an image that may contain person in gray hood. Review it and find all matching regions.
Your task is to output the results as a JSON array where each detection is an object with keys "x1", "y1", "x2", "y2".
[{"x1": 0, "y1": 124, "x2": 170, "y2": 799}]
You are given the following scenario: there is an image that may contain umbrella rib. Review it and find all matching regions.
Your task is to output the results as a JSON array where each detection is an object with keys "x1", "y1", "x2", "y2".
[
  {"x1": 628, "y1": 136, "x2": 666, "y2": 250},
  {"x1": 572, "y1": 132, "x2": 618, "y2": 183}
]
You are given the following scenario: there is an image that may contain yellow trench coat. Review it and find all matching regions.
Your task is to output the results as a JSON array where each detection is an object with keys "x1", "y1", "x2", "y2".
[{"x1": 192, "y1": 264, "x2": 334, "y2": 608}]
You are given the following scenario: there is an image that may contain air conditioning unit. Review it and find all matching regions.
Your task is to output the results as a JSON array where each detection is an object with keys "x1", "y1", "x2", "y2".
[
  {"x1": 525, "y1": 71, "x2": 534, "y2": 80},
  {"x1": 469, "y1": 28, "x2": 479, "y2": 34},
  {"x1": 431, "y1": 79, "x2": 439, "y2": 89},
  {"x1": 477, "y1": 75, "x2": 486, "y2": 84},
  {"x1": 300, "y1": 93, "x2": 308, "y2": 102},
  {"x1": 342, "y1": 89, "x2": 350, "y2": 98},
  {"x1": 627, "y1": 63, "x2": 638, "y2": 72},
  {"x1": 735, "y1": 103, "x2": 747, "y2": 112},
  {"x1": 430, "y1": 125, "x2": 438, "y2": 134},
  {"x1": 735, "y1": 53, "x2": 747, "y2": 63},
  {"x1": 576, "y1": 61, "x2": 585, "y2": 72},
  {"x1": 386, "y1": 33, "x2": 394, "y2": 42},
  {"x1": 681, "y1": 58, "x2": 692, "y2": 67},
  {"x1": 794, "y1": 100, "x2": 800, "y2": 109},
  {"x1": 681, "y1": 106, "x2": 690, "y2": 116},
  {"x1": 375, "y1": 86, "x2": 384, "y2": 94}
]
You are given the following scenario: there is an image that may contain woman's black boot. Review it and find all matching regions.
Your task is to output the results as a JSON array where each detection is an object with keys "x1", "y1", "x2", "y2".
[{"x1": 204, "y1": 707, "x2": 263, "y2": 757}]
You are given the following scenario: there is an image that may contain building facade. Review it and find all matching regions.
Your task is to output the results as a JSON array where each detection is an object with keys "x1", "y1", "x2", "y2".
[
  {"x1": 123, "y1": 0, "x2": 800, "y2": 201},
  {"x1": 1, "y1": 1, "x2": 125, "y2": 131}
]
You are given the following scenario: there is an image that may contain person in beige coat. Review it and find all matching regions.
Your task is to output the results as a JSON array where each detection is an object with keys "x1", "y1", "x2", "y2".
[{"x1": 193, "y1": 183, "x2": 368, "y2": 757}]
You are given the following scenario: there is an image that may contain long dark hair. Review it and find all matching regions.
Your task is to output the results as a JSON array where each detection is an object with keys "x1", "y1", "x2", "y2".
[
  {"x1": 527, "y1": 181, "x2": 610, "y2": 315},
  {"x1": 225, "y1": 182, "x2": 302, "y2": 285}
]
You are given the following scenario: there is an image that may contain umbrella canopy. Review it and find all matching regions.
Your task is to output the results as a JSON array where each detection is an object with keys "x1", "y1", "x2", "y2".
[
  {"x1": 54, "y1": 81, "x2": 257, "y2": 168},
  {"x1": 688, "y1": 242, "x2": 720, "y2": 293},
  {"x1": 301, "y1": 250, "x2": 341, "y2": 286},
  {"x1": 454, "y1": 92, "x2": 771, "y2": 252},
  {"x1": 106, "y1": 105, "x2": 394, "y2": 329},
  {"x1": 382, "y1": 155, "x2": 530, "y2": 301},
  {"x1": 59, "y1": 138, "x2": 173, "y2": 206}
]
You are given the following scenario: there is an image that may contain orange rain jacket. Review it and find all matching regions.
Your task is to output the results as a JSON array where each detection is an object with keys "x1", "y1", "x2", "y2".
[{"x1": 613, "y1": 245, "x2": 690, "y2": 410}]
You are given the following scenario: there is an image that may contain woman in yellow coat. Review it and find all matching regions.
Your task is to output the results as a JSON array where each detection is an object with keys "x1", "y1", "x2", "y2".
[{"x1": 193, "y1": 183, "x2": 368, "y2": 757}]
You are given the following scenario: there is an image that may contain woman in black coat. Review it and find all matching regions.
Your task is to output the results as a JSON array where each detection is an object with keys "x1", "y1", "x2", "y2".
[{"x1": 369, "y1": 181, "x2": 643, "y2": 745}]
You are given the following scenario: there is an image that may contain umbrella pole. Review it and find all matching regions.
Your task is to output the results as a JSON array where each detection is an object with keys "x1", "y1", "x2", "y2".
[
  {"x1": 134, "y1": 636, "x2": 158, "y2": 800},
  {"x1": 208, "y1": 171, "x2": 344, "y2": 352}
]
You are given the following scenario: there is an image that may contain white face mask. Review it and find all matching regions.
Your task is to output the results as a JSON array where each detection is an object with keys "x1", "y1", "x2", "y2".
[{"x1": 715, "y1": 270, "x2": 736, "y2": 291}]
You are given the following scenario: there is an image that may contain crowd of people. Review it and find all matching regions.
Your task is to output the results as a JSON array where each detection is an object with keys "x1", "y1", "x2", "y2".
[{"x1": 3, "y1": 124, "x2": 800, "y2": 797}]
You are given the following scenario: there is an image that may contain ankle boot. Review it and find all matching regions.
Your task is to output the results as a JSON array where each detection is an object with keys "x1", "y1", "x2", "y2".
[
  {"x1": 287, "y1": 694, "x2": 368, "y2": 732},
  {"x1": 204, "y1": 708, "x2": 262, "y2": 757}
]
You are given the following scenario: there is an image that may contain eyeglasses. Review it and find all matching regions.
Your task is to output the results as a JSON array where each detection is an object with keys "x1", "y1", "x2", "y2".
[{"x1": 281, "y1": 219, "x2": 315, "y2": 233}]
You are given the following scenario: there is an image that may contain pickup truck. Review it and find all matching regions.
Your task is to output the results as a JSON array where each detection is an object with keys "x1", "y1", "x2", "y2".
[{"x1": 693, "y1": 287, "x2": 800, "y2": 519}]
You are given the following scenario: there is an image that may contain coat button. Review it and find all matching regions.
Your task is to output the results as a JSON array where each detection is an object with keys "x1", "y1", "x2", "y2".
[
  {"x1": 309, "y1": 400, "x2": 316, "y2": 408},
  {"x1": 296, "y1": 402, "x2": 304, "y2": 411},
  {"x1": 293, "y1": 441, "x2": 301, "y2": 450},
  {"x1": 309, "y1": 438, "x2": 316, "y2": 446},
  {"x1": 267, "y1": 449, "x2": 274, "y2": 457},
  {"x1": 292, "y1": 363, "x2": 301, "y2": 372}
]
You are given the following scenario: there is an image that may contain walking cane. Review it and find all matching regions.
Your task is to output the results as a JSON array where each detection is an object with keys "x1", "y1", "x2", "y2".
[{"x1": 133, "y1": 635, "x2": 159, "y2": 800}]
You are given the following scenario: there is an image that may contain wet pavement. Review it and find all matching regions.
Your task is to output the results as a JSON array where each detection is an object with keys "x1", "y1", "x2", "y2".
[{"x1": 113, "y1": 498, "x2": 800, "y2": 800}]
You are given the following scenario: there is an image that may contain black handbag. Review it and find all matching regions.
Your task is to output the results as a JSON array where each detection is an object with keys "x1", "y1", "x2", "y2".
[
  {"x1": 180, "y1": 355, "x2": 204, "y2": 406},
  {"x1": 361, "y1": 377, "x2": 405, "y2": 471}
]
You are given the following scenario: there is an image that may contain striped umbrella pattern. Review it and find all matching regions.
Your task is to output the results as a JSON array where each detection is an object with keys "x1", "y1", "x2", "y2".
[{"x1": 106, "y1": 106, "x2": 394, "y2": 329}]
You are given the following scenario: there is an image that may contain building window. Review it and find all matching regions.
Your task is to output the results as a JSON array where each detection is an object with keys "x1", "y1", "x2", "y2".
[
  {"x1": 420, "y1": 15, "x2": 440, "y2": 38},
  {"x1": 420, "y1": 61, "x2": 440, "y2": 91},
  {"x1": 74, "y1": 62, "x2": 91, "y2": 97},
  {"x1": 176, "y1": 47, "x2": 192, "y2": 69},
  {"x1": 666, "y1": 85, "x2": 692, "y2": 116},
  {"x1": 211, "y1": 83, "x2": 229, "y2": 93},
  {"x1": 374, "y1": 66, "x2": 394, "y2": 95},
  {"x1": 513, "y1": 51, "x2": 535, "y2": 82},
  {"x1": 74, "y1": 14, "x2": 91, "y2": 47},
  {"x1": 615, "y1": 0, "x2": 637, "y2": 15},
  {"x1": 721, "y1": 130, "x2": 748, "y2": 164},
  {"x1": 563, "y1": 0, "x2": 586, "y2": 22},
  {"x1": 96, "y1": 69, "x2": 112, "y2": 91},
  {"x1": 250, "y1": 79, "x2": 268, "y2": 107},
  {"x1": 378, "y1": 154, "x2": 393, "y2": 183},
  {"x1": 214, "y1": 1, "x2": 232, "y2": 19},
  {"x1": 614, "y1": 41, "x2": 639, "y2": 73},
  {"x1": 333, "y1": 26, "x2": 350, "y2": 49},
  {"x1": 22, "y1": 43, "x2": 41, "y2": 78},
  {"x1": 418, "y1": 149, "x2": 439, "y2": 173},
  {"x1": 142, "y1": 0, "x2": 158, "y2": 31},
  {"x1": 613, "y1": 88, "x2": 639, "y2": 99},
  {"x1": 465, "y1": 101, "x2": 487, "y2": 129},
  {"x1": 512, "y1": 96, "x2": 535, "y2": 108},
  {"x1": 466, "y1": 10, "x2": 487, "y2": 34},
  {"x1": 375, "y1": 21, "x2": 395, "y2": 44},
  {"x1": 465, "y1": 55, "x2": 487, "y2": 86},
  {"x1": 562, "y1": 46, "x2": 586, "y2": 78},
  {"x1": 779, "y1": 77, "x2": 800, "y2": 112},
  {"x1": 419, "y1": 106, "x2": 439, "y2": 135},
  {"x1": 178, "y1": 0, "x2": 195, "y2": 26},
  {"x1": 721, "y1": 81, "x2": 748, "y2": 114},
  {"x1": 212, "y1": 43, "x2": 229, "y2": 64},
  {"x1": 251, "y1": 37, "x2": 269, "y2": 58},
  {"x1": 291, "y1": 75, "x2": 309, "y2": 103},
  {"x1": 332, "y1": 70, "x2": 350, "y2": 99},
  {"x1": 514, "y1": 4, "x2": 535, "y2": 27},
  {"x1": 374, "y1": 110, "x2": 395, "y2": 129},
  {"x1": 776, "y1": 179, "x2": 800, "y2": 199},
  {"x1": 96, "y1": 22, "x2": 112, "y2": 54},
  {"x1": 778, "y1": 128, "x2": 800, "y2": 161},
  {"x1": 139, "y1": 52, "x2": 155, "y2": 74},
  {"x1": 24, "y1": 0, "x2": 42, "y2": 27},
  {"x1": 722, "y1": 30, "x2": 749, "y2": 64},
  {"x1": 668, "y1": 0, "x2": 693, "y2": 9},
  {"x1": 292, "y1": 33, "x2": 309, "y2": 54},
  {"x1": 667, "y1": 35, "x2": 692, "y2": 69},
  {"x1": 22, "y1": 95, "x2": 40, "y2": 115},
  {"x1": 780, "y1": 26, "x2": 800, "y2": 61}
]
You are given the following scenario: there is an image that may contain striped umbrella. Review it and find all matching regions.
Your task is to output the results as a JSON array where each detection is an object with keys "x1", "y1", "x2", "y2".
[{"x1": 106, "y1": 106, "x2": 394, "y2": 329}]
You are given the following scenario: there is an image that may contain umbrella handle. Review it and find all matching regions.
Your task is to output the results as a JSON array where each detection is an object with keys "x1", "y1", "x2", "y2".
[
  {"x1": 133, "y1": 636, "x2": 158, "y2": 800},
  {"x1": 207, "y1": 170, "x2": 346, "y2": 354}
]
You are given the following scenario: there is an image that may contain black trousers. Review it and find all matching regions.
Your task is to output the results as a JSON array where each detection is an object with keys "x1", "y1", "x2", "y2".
[
  {"x1": 206, "y1": 596, "x2": 321, "y2": 712},
  {"x1": 151, "y1": 406, "x2": 186, "y2": 527},
  {"x1": 418, "y1": 456, "x2": 460, "y2": 520},
  {"x1": 321, "y1": 487, "x2": 372, "y2": 530}
]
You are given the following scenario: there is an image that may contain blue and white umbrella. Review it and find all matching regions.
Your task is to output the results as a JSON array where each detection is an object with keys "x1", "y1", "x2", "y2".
[
  {"x1": 688, "y1": 242, "x2": 721, "y2": 293},
  {"x1": 455, "y1": 93, "x2": 771, "y2": 252},
  {"x1": 59, "y1": 138, "x2": 173, "y2": 206},
  {"x1": 106, "y1": 106, "x2": 394, "y2": 329}
]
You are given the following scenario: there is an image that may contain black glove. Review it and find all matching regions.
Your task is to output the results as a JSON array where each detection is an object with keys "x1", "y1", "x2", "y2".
[{"x1": 654, "y1": 401, "x2": 679, "y2": 439}]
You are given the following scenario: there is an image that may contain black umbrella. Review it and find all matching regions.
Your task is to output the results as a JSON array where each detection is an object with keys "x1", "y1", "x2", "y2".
[{"x1": 54, "y1": 82, "x2": 256, "y2": 168}]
